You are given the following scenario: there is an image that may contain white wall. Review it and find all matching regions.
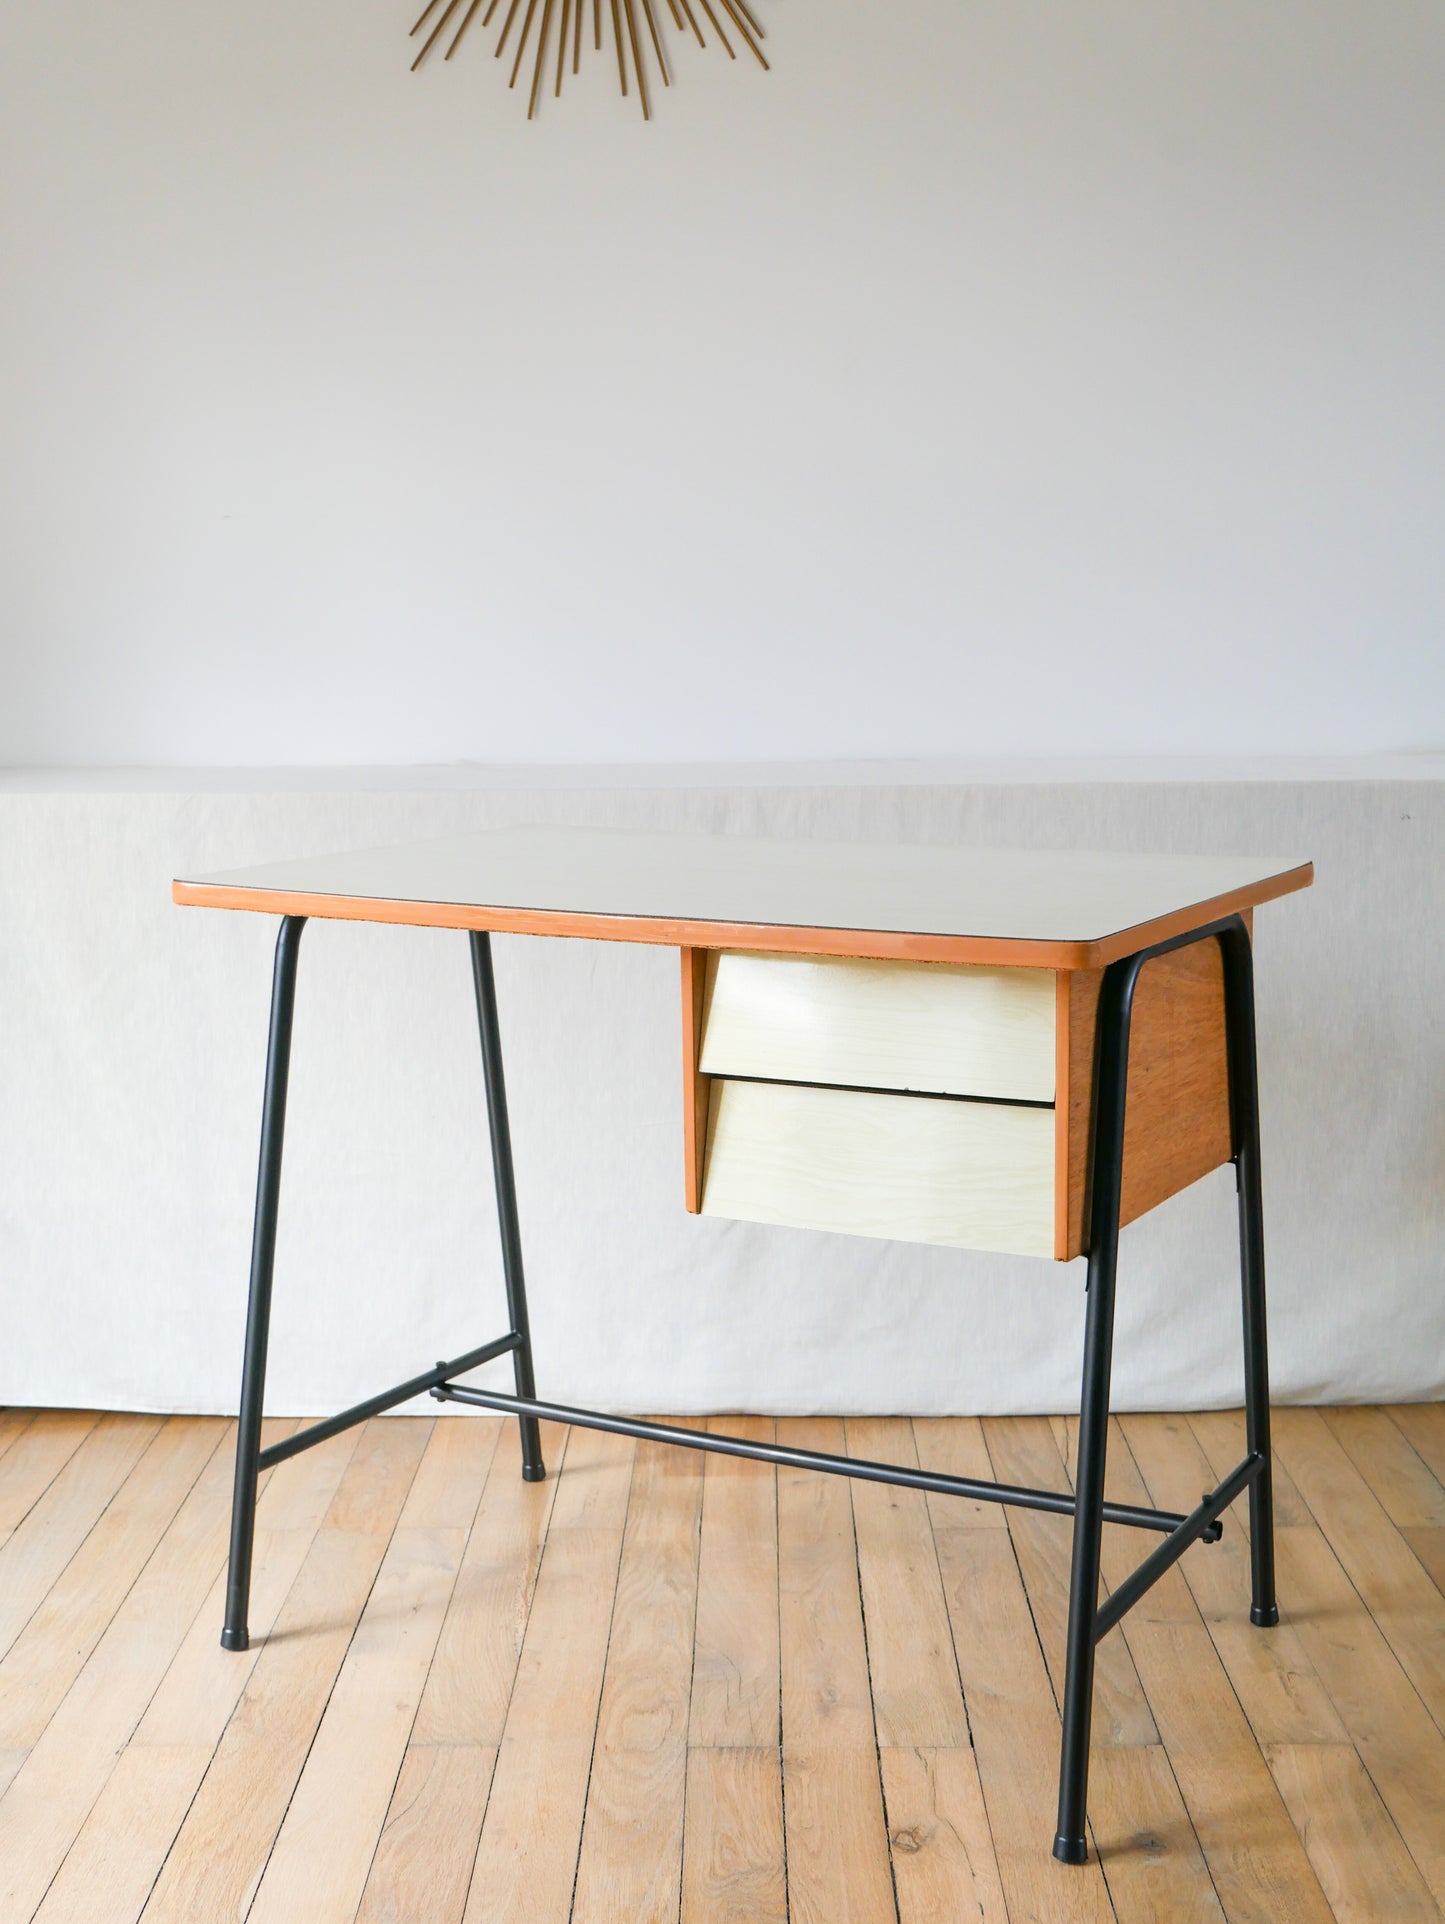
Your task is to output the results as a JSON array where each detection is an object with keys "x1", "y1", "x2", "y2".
[
  {"x1": 2, "y1": 769, "x2": 1441, "y2": 1419},
  {"x1": 1, "y1": 0, "x2": 1442, "y2": 765}
]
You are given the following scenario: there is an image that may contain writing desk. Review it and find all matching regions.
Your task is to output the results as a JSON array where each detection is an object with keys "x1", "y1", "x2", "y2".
[{"x1": 174, "y1": 826, "x2": 1312, "y2": 1867}]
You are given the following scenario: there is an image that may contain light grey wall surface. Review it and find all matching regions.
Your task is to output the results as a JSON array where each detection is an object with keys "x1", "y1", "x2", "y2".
[
  {"x1": 1, "y1": 0, "x2": 1442, "y2": 765},
  {"x1": 2, "y1": 774, "x2": 1439, "y2": 1417}
]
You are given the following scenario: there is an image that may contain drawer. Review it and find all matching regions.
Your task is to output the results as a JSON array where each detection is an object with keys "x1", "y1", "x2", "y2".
[
  {"x1": 697, "y1": 950, "x2": 1055, "y2": 1102},
  {"x1": 700, "y1": 1078, "x2": 1056, "y2": 1258}
]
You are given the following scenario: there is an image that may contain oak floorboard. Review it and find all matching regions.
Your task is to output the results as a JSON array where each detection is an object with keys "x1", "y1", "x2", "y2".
[
  {"x1": 1272, "y1": 1407, "x2": 1445, "y2": 1731},
  {"x1": 1405, "y1": 1525, "x2": 1445, "y2": 1600},
  {"x1": 34, "y1": 1421, "x2": 345, "y2": 1924},
  {"x1": 0, "y1": 1418, "x2": 225, "y2": 1751},
  {"x1": 777, "y1": 1416, "x2": 896, "y2": 1924},
  {"x1": 411, "y1": 1418, "x2": 564, "y2": 1747},
  {"x1": 846, "y1": 1418, "x2": 970, "y2": 1749},
  {"x1": 137, "y1": 1419, "x2": 431, "y2": 1924},
  {"x1": 680, "y1": 1747, "x2": 787, "y2": 1924},
  {"x1": 1009, "y1": 1416, "x2": 1226, "y2": 1922},
  {"x1": 1119, "y1": 1413, "x2": 1348, "y2": 1748},
  {"x1": 246, "y1": 1417, "x2": 491, "y2": 1924},
  {"x1": 984, "y1": 1416, "x2": 1159, "y2": 1749},
  {"x1": 1266, "y1": 1741, "x2": 1439, "y2": 1923},
  {"x1": 1090, "y1": 1421, "x2": 1334, "y2": 1924},
  {"x1": 31, "y1": 1745, "x2": 208, "y2": 1924},
  {"x1": 0, "y1": 1413, "x2": 161, "y2": 1663},
  {"x1": 1389, "y1": 1403, "x2": 1445, "y2": 1490},
  {"x1": 462, "y1": 1425, "x2": 635, "y2": 1924},
  {"x1": 356, "y1": 1744, "x2": 497, "y2": 1924},
  {"x1": 1192, "y1": 1414, "x2": 1445, "y2": 1912},
  {"x1": 132, "y1": 1419, "x2": 348, "y2": 1749},
  {"x1": 572, "y1": 1431, "x2": 703, "y2": 1924},
  {"x1": 931, "y1": 1520, "x2": 1115, "y2": 1922},
  {"x1": 0, "y1": 1408, "x2": 38, "y2": 1467},
  {"x1": 0, "y1": 1411, "x2": 99, "y2": 1544},
  {"x1": 689, "y1": 1416, "x2": 779, "y2": 1748},
  {"x1": 0, "y1": 1419, "x2": 268, "y2": 1924},
  {"x1": 1325, "y1": 1406, "x2": 1445, "y2": 1528},
  {"x1": 880, "y1": 1745, "x2": 1009, "y2": 1924}
]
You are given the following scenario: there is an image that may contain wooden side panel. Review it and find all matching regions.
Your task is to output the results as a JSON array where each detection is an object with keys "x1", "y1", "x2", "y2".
[
  {"x1": 681, "y1": 948, "x2": 712, "y2": 1214},
  {"x1": 701, "y1": 1080, "x2": 1056, "y2": 1258},
  {"x1": 1061, "y1": 927, "x2": 1244, "y2": 1259}
]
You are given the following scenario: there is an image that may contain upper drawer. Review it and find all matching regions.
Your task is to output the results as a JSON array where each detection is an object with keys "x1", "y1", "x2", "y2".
[{"x1": 697, "y1": 950, "x2": 1056, "y2": 1102}]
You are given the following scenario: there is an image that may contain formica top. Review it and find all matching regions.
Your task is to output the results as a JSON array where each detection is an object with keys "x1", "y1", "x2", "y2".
[{"x1": 174, "y1": 826, "x2": 1312, "y2": 968}]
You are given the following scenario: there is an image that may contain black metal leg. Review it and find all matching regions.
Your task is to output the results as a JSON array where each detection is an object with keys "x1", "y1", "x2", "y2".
[
  {"x1": 1219, "y1": 922, "x2": 1279, "y2": 1626},
  {"x1": 469, "y1": 932, "x2": 545, "y2": 1482},
  {"x1": 1053, "y1": 912, "x2": 1278, "y2": 1861},
  {"x1": 222, "y1": 915, "x2": 306, "y2": 1651},
  {"x1": 1054, "y1": 948, "x2": 1134, "y2": 1865}
]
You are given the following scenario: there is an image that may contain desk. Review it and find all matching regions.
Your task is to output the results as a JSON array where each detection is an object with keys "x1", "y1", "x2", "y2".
[{"x1": 174, "y1": 826, "x2": 1312, "y2": 1867}]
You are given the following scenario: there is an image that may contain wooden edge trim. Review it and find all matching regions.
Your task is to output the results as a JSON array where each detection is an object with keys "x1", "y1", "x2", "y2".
[
  {"x1": 680, "y1": 947, "x2": 711, "y2": 1214},
  {"x1": 1053, "y1": 971, "x2": 1070, "y2": 1261},
  {"x1": 1080, "y1": 863, "x2": 1311, "y2": 967},
  {"x1": 170, "y1": 860, "x2": 1312, "y2": 971}
]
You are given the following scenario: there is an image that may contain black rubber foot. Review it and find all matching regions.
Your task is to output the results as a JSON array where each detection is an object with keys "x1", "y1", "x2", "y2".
[
  {"x1": 220, "y1": 1626, "x2": 250, "y2": 1652},
  {"x1": 522, "y1": 1464, "x2": 547, "y2": 1483},
  {"x1": 1250, "y1": 1603, "x2": 1279, "y2": 1627},
  {"x1": 1053, "y1": 1835, "x2": 1089, "y2": 1866}
]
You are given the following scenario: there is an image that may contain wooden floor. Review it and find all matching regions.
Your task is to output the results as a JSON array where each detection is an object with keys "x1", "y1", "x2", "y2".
[{"x1": 0, "y1": 1406, "x2": 1443, "y2": 1922}]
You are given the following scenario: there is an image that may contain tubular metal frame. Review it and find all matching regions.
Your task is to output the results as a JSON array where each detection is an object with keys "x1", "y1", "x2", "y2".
[{"x1": 218, "y1": 910, "x2": 1277, "y2": 1868}]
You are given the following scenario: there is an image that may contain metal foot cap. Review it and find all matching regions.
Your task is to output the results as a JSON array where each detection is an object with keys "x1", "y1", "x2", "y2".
[
  {"x1": 1250, "y1": 1603, "x2": 1279, "y2": 1627},
  {"x1": 220, "y1": 1626, "x2": 250, "y2": 1653},
  {"x1": 1053, "y1": 1835, "x2": 1089, "y2": 1866},
  {"x1": 522, "y1": 1464, "x2": 547, "y2": 1483}
]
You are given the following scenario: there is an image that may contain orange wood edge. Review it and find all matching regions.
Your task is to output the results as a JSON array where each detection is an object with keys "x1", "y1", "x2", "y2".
[
  {"x1": 680, "y1": 947, "x2": 711, "y2": 1214},
  {"x1": 1053, "y1": 971, "x2": 1071, "y2": 1260},
  {"x1": 170, "y1": 862, "x2": 1311, "y2": 971}
]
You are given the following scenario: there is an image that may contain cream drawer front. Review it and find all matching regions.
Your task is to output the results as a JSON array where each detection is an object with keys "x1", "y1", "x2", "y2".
[
  {"x1": 700, "y1": 1079, "x2": 1056, "y2": 1257},
  {"x1": 698, "y1": 951, "x2": 1055, "y2": 1102}
]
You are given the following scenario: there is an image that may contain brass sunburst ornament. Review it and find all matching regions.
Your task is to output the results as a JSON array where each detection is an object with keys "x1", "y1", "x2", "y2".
[{"x1": 408, "y1": 0, "x2": 768, "y2": 120}]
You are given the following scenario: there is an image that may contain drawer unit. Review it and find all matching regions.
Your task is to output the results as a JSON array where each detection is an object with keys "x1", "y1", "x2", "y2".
[
  {"x1": 698, "y1": 950, "x2": 1056, "y2": 1101},
  {"x1": 681, "y1": 939, "x2": 1238, "y2": 1261},
  {"x1": 702, "y1": 1077, "x2": 1056, "y2": 1257}
]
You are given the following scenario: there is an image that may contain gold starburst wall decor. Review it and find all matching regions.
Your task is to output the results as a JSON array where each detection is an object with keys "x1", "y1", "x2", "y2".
[{"x1": 408, "y1": 0, "x2": 769, "y2": 120}]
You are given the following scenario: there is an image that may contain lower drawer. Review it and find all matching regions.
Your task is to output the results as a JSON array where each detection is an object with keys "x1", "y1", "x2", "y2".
[{"x1": 700, "y1": 1078, "x2": 1055, "y2": 1258}]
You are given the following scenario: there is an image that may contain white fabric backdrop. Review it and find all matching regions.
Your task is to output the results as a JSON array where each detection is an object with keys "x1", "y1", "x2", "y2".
[{"x1": 2, "y1": 768, "x2": 1441, "y2": 1417}]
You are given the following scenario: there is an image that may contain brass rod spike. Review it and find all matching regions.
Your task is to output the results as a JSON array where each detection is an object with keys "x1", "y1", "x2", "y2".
[
  {"x1": 509, "y1": 0, "x2": 540, "y2": 83},
  {"x1": 675, "y1": 0, "x2": 705, "y2": 47},
  {"x1": 661, "y1": 0, "x2": 683, "y2": 27},
  {"x1": 594, "y1": 0, "x2": 602, "y2": 53},
  {"x1": 621, "y1": 0, "x2": 649, "y2": 115},
  {"x1": 729, "y1": 0, "x2": 762, "y2": 35},
  {"x1": 410, "y1": 0, "x2": 445, "y2": 36},
  {"x1": 610, "y1": 0, "x2": 627, "y2": 94},
  {"x1": 695, "y1": 0, "x2": 733, "y2": 57},
  {"x1": 495, "y1": 0, "x2": 524, "y2": 55},
  {"x1": 529, "y1": 0, "x2": 555, "y2": 114},
  {"x1": 573, "y1": 0, "x2": 583, "y2": 70},
  {"x1": 639, "y1": 0, "x2": 669, "y2": 84},
  {"x1": 445, "y1": 0, "x2": 486, "y2": 57},
  {"x1": 715, "y1": 0, "x2": 766, "y2": 65},
  {"x1": 412, "y1": 0, "x2": 466, "y2": 69},
  {"x1": 556, "y1": 0, "x2": 570, "y2": 91}
]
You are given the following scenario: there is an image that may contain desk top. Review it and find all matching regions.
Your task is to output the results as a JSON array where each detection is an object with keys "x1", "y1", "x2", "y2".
[{"x1": 173, "y1": 827, "x2": 1311, "y2": 969}]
